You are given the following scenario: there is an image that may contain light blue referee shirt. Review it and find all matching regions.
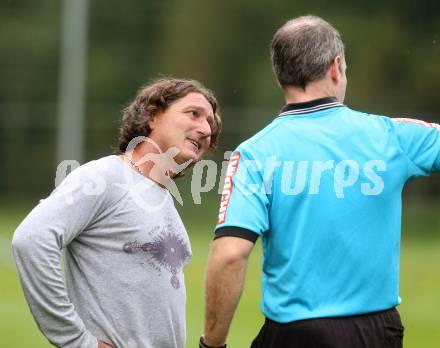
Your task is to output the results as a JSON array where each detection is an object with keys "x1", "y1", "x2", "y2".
[{"x1": 215, "y1": 97, "x2": 440, "y2": 323}]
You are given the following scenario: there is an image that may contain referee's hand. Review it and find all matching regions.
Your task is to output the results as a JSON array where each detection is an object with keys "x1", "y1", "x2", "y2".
[{"x1": 98, "y1": 340, "x2": 114, "y2": 348}]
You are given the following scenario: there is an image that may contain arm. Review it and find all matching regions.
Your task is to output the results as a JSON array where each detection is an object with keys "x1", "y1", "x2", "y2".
[
  {"x1": 12, "y1": 168, "x2": 105, "y2": 348},
  {"x1": 392, "y1": 117, "x2": 440, "y2": 175},
  {"x1": 202, "y1": 236, "x2": 255, "y2": 346}
]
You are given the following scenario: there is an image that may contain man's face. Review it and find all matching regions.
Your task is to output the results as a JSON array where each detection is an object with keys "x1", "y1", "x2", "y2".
[{"x1": 148, "y1": 92, "x2": 214, "y2": 164}]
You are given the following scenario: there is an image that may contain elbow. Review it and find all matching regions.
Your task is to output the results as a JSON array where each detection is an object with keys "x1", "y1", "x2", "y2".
[
  {"x1": 218, "y1": 250, "x2": 247, "y2": 268},
  {"x1": 210, "y1": 238, "x2": 252, "y2": 268}
]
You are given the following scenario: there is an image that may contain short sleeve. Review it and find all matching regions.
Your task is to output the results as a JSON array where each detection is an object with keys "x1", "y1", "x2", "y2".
[
  {"x1": 215, "y1": 149, "x2": 270, "y2": 236},
  {"x1": 392, "y1": 118, "x2": 440, "y2": 176}
]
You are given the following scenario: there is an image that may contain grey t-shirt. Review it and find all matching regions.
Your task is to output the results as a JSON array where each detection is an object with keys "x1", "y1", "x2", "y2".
[{"x1": 12, "y1": 155, "x2": 192, "y2": 348}]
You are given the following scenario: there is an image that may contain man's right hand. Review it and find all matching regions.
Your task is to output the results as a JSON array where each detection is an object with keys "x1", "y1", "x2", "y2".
[{"x1": 98, "y1": 340, "x2": 114, "y2": 348}]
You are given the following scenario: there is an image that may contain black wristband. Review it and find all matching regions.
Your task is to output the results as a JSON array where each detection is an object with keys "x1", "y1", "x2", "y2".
[{"x1": 199, "y1": 336, "x2": 227, "y2": 348}]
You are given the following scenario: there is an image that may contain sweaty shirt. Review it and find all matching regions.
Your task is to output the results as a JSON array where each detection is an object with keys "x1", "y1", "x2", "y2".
[
  {"x1": 216, "y1": 97, "x2": 440, "y2": 323},
  {"x1": 12, "y1": 155, "x2": 192, "y2": 348}
]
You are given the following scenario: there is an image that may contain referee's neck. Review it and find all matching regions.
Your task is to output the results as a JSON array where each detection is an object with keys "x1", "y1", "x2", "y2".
[{"x1": 284, "y1": 79, "x2": 338, "y2": 104}]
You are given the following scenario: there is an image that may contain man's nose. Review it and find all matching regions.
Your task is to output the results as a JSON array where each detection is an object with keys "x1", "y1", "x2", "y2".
[{"x1": 197, "y1": 118, "x2": 212, "y2": 137}]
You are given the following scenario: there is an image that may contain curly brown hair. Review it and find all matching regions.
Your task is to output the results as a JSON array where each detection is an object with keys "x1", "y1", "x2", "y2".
[{"x1": 118, "y1": 78, "x2": 221, "y2": 153}]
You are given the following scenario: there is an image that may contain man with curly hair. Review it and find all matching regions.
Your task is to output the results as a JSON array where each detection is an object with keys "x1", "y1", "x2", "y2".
[{"x1": 12, "y1": 78, "x2": 221, "y2": 348}]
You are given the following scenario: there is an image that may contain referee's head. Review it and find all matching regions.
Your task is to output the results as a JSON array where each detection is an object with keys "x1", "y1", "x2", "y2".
[{"x1": 271, "y1": 15, "x2": 347, "y2": 102}]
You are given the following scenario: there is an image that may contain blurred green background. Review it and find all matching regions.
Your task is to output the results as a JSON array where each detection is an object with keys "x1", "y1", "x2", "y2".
[{"x1": 1, "y1": 0, "x2": 439, "y2": 347}]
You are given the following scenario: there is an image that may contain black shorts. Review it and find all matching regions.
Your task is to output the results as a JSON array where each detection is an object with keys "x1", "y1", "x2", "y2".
[{"x1": 250, "y1": 308, "x2": 404, "y2": 348}]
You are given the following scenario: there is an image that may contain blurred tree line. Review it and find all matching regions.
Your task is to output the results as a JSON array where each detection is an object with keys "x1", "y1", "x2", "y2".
[{"x1": 0, "y1": 0, "x2": 439, "y2": 201}]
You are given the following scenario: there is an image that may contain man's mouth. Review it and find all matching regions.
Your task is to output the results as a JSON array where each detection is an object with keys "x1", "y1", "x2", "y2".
[{"x1": 187, "y1": 138, "x2": 200, "y2": 151}]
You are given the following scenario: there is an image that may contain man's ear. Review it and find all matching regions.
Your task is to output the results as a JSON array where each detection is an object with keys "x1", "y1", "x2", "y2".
[
  {"x1": 148, "y1": 114, "x2": 158, "y2": 130},
  {"x1": 330, "y1": 56, "x2": 343, "y2": 82}
]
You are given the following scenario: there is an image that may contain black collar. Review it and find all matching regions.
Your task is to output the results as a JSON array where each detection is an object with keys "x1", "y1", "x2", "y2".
[{"x1": 279, "y1": 97, "x2": 343, "y2": 117}]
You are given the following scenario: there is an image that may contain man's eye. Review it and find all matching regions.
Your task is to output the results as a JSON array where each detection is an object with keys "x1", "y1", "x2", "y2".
[{"x1": 188, "y1": 110, "x2": 198, "y2": 117}]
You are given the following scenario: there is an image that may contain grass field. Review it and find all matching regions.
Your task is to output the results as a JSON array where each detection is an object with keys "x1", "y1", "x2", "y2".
[{"x1": 1, "y1": 199, "x2": 439, "y2": 347}]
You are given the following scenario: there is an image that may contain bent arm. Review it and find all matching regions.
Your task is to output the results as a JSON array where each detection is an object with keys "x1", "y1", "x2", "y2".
[
  {"x1": 203, "y1": 236, "x2": 254, "y2": 346},
  {"x1": 12, "y1": 224, "x2": 98, "y2": 348},
  {"x1": 12, "y1": 171, "x2": 103, "y2": 348}
]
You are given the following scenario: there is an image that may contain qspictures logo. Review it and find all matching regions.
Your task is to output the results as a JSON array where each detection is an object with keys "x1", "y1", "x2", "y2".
[{"x1": 53, "y1": 142, "x2": 389, "y2": 214}]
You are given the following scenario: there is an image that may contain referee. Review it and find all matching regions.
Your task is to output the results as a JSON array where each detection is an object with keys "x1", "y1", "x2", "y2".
[{"x1": 200, "y1": 15, "x2": 440, "y2": 348}]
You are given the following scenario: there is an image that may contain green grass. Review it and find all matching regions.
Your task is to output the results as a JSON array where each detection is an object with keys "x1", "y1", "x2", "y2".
[
  {"x1": 1, "y1": 200, "x2": 439, "y2": 347},
  {"x1": 399, "y1": 239, "x2": 440, "y2": 347},
  {"x1": 185, "y1": 228, "x2": 263, "y2": 348}
]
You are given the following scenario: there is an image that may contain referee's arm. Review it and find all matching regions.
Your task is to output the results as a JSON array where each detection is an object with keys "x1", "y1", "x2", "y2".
[{"x1": 203, "y1": 231, "x2": 256, "y2": 347}]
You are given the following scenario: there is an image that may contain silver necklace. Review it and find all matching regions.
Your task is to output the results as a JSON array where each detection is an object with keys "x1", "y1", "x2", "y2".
[{"x1": 127, "y1": 157, "x2": 144, "y2": 176}]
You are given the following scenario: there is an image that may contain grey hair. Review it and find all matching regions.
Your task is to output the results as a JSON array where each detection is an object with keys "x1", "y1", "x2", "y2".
[{"x1": 271, "y1": 15, "x2": 345, "y2": 89}]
